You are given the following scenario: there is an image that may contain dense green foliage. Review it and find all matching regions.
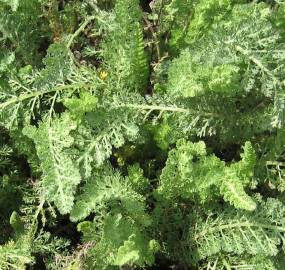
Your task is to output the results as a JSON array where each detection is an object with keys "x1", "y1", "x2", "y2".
[{"x1": 1, "y1": 0, "x2": 285, "y2": 269}]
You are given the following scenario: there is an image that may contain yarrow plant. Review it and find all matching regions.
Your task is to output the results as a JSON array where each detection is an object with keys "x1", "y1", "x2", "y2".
[{"x1": 1, "y1": 0, "x2": 285, "y2": 269}]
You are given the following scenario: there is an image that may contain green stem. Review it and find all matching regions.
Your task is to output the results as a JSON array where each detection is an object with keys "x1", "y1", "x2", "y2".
[
  {"x1": 0, "y1": 83, "x2": 91, "y2": 111},
  {"x1": 196, "y1": 221, "x2": 285, "y2": 240},
  {"x1": 117, "y1": 103, "x2": 190, "y2": 113},
  {"x1": 235, "y1": 45, "x2": 282, "y2": 85},
  {"x1": 67, "y1": 16, "x2": 95, "y2": 49},
  {"x1": 116, "y1": 103, "x2": 220, "y2": 117},
  {"x1": 221, "y1": 257, "x2": 231, "y2": 270}
]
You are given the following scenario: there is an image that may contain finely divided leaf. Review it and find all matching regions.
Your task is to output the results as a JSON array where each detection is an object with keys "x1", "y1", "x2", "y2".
[{"x1": 23, "y1": 114, "x2": 81, "y2": 214}]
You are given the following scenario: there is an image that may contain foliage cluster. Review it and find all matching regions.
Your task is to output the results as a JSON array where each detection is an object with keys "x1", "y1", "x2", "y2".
[{"x1": 1, "y1": 0, "x2": 285, "y2": 269}]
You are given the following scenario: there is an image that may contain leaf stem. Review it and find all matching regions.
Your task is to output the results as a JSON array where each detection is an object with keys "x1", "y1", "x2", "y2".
[
  {"x1": 115, "y1": 103, "x2": 220, "y2": 117},
  {"x1": 117, "y1": 103, "x2": 189, "y2": 113},
  {"x1": 196, "y1": 221, "x2": 285, "y2": 240},
  {"x1": 235, "y1": 45, "x2": 281, "y2": 85},
  {"x1": 0, "y1": 83, "x2": 91, "y2": 111}
]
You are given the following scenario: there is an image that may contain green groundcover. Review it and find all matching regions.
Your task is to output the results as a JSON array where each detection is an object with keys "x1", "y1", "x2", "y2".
[{"x1": 1, "y1": 0, "x2": 285, "y2": 269}]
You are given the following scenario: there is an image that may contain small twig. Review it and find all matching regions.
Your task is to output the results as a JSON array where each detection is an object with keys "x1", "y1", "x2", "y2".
[
  {"x1": 143, "y1": 15, "x2": 161, "y2": 60},
  {"x1": 67, "y1": 16, "x2": 95, "y2": 49},
  {"x1": 156, "y1": 0, "x2": 166, "y2": 29}
]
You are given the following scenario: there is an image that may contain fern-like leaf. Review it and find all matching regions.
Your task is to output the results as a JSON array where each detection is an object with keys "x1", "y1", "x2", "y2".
[
  {"x1": 23, "y1": 114, "x2": 81, "y2": 214},
  {"x1": 102, "y1": 0, "x2": 149, "y2": 93},
  {"x1": 188, "y1": 198, "x2": 285, "y2": 261},
  {"x1": 158, "y1": 139, "x2": 256, "y2": 211}
]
